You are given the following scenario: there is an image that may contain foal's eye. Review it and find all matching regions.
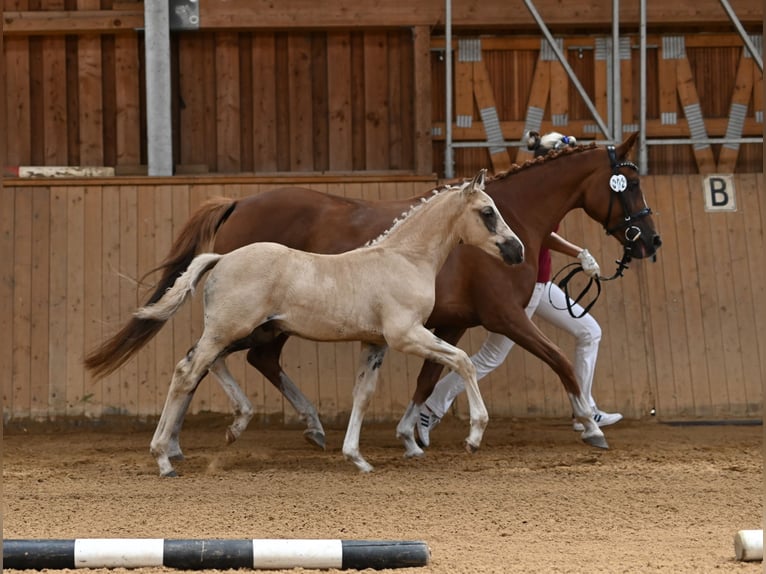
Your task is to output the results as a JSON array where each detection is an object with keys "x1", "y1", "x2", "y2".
[{"x1": 481, "y1": 207, "x2": 495, "y2": 219}]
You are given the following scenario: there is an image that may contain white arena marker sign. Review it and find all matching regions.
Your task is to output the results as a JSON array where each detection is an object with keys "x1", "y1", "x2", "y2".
[{"x1": 703, "y1": 174, "x2": 737, "y2": 212}]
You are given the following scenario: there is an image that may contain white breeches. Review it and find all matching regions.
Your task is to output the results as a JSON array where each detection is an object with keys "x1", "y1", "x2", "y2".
[{"x1": 424, "y1": 281, "x2": 602, "y2": 418}]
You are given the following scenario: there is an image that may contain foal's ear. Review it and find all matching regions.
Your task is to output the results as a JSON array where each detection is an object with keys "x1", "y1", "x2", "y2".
[{"x1": 469, "y1": 168, "x2": 487, "y2": 192}]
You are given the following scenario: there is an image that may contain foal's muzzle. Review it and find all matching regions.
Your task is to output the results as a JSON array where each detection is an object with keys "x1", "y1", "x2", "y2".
[{"x1": 498, "y1": 237, "x2": 524, "y2": 265}]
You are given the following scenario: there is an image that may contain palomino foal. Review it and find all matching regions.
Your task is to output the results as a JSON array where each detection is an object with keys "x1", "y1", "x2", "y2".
[{"x1": 135, "y1": 170, "x2": 523, "y2": 475}]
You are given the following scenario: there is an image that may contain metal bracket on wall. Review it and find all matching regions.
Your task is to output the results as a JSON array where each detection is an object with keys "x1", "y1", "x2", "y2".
[{"x1": 170, "y1": 0, "x2": 200, "y2": 31}]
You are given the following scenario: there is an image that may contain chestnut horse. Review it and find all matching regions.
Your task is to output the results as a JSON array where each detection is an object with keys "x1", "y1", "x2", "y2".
[{"x1": 85, "y1": 133, "x2": 661, "y2": 460}]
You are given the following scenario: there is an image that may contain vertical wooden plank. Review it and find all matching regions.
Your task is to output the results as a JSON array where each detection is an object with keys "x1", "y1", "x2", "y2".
[
  {"x1": 717, "y1": 55, "x2": 754, "y2": 172},
  {"x1": 274, "y1": 33, "x2": 291, "y2": 172},
  {"x1": 252, "y1": 32, "x2": 278, "y2": 172},
  {"x1": 387, "y1": 31, "x2": 403, "y2": 170},
  {"x1": 327, "y1": 32, "x2": 353, "y2": 171},
  {"x1": 6, "y1": 32, "x2": 31, "y2": 166},
  {"x1": 311, "y1": 33, "x2": 329, "y2": 172},
  {"x1": 118, "y1": 186, "x2": 138, "y2": 415},
  {"x1": 82, "y1": 186, "x2": 102, "y2": 418},
  {"x1": 42, "y1": 0, "x2": 68, "y2": 164},
  {"x1": 48, "y1": 187, "x2": 68, "y2": 416},
  {"x1": 135, "y1": 186, "x2": 156, "y2": 417},
  {"x1": 100, "y1": 186, "x2": 121, "y2": 414},
  {"x1": 1, "y1": 187, "x2": 16, "y2": 418},
  {"x1": 77, "y1": 0, "x2": 104, "y2": 165},
  {"x1": 288, "y1": 33, "x2": 314, "y2": 171},
  {"x1": 202, "y1": 35, "x2": 218, "y2": 171},
  {"x1": 216, "y1": 32, "x2": 241, "y2": 172},
  {"x1": 12, "y1": 188, "x2": 33, "y2": 419},
  {"x1": 178, "y1": 34, "x2": 207, "y2": 167},
  {"x1": 239, "y1": 35, "x2": 254, "y2": 172},
  {"x1": 65, "y1": 187, "x2": 85, "y2": 416},
  {"x1": 115, "y1": 32, "x2": 141, "y2": 166},
  {"x1": 27, "y1": 188, "x2": 50, "y2": 418},
  {"x1": 153, "y1": 186, "x2": 176, "y2": 416},
  {"x1": 170, "y1": 185, "x2": 193, "y2": 410},
  {"x1": 412, "y1": 26, "x2": 432, "y2": 176},
  {"x1": 364, "y1": 31, "x2": 389, "y2": 170}
]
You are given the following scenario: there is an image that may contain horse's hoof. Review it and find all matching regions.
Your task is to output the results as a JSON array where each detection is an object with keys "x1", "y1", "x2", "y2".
[
  {"x1": 583, "y1": 434, "x2": 609, "y2": 449},
  {"x1": 161, "y1": 470, "x2": 178, "y2": 478},
  {"x1": 404, "y1": 446, "x2": 425, "y2": 459},
  {"x1": 225, "y1": 429, "x2": 237, "y2": 445},
  {"x1": 304, "y1": 430, "x2": 326, "y2": 451},
  {"x1": 464, "y1": 440, "x2": 480, "y2": 454}
]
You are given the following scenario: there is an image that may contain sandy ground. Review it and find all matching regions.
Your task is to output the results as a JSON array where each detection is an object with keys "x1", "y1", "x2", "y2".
[{"x1": 3, "y1": 416, "x2": 763, "y2": 573}]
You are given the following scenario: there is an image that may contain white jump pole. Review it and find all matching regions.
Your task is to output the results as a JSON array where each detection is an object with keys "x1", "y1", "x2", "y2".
[
  {"x1": 3, "y1": 539, "x2": 431, "y2": 570},
  {"x1": 734, "y1": 529, "x2": 763, "y2": 562}
]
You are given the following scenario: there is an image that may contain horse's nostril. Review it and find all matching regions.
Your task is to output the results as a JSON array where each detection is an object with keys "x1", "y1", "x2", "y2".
[{"x1": 653, "y1": 235, "x2": 662, "y2": 247}]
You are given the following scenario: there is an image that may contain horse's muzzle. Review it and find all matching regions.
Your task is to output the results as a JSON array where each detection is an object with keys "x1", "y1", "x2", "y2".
[
  {"x1": 498, "y1": 238, "x2": 524, "y2": 265},
  {"x1": 635, "y1": 233, "x2": 662, "y2": 259}
]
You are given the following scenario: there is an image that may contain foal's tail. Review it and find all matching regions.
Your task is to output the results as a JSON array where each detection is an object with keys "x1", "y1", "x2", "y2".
[
  {"x1": 83, "y1": 198, "x2": 236, "y2": 378},
  {"x1": 135, "y1": 254, "x2": 222, "y2": 321}
]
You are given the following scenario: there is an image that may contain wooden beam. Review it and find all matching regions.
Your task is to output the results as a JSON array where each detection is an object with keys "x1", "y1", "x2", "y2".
[
  {"x1": 197, "y1": 0, "x2": 762, "y2": 30},
  {"x1": 3, "y1": 10, "x2": 143, "y2": 35},
  {"x1": 412, "y1": 26, "x2": 433, "y2": 176},
  {"x1": 717, "y1": 54, "x2": 755, "y2": 171},
  {"x1": 431, "y1": 118, "x2": 764, "y2": 141}
]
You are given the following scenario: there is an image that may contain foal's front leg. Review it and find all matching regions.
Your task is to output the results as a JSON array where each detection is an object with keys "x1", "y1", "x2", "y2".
[
  {"x1": 390, "y1": 325, "x2": 488, "y2": 454},
  {"x1": 341, "y1": 343, "x2": 387, "y2": 473}
]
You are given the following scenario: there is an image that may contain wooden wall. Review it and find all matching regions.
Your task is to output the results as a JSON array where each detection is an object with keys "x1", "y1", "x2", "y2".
[
  {"x1": 4, "y1": 1, "x2": 762, "y2": 176},
  {"x1": 2, "y1": 174, "x2": 763, "y2": 426}
]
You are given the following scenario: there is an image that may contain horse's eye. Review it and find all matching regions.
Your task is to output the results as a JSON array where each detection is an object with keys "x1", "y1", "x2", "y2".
[{"x1": 481, "y1": 207, "x2": 495, "y2": 219}]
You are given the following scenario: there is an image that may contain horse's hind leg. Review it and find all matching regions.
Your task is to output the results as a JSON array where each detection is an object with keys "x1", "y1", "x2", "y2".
[
  {"x1": 247, "y1": 336, "x2": 326, "y2": 450},
  {"x1": 208, "y1": 358, "x2": 254, "y2": 445},
  {"x1": 342, "y1": 343, "x2": 387, "y2": 473},
  {"x1": 150, "y1": 342, "x2": 221, "y2": 477}
]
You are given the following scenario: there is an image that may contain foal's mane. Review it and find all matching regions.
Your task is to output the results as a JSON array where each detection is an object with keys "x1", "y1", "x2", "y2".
[
  {"x1": 364, "y1": 182, "x2": 462, "y2": 247},
  {"x1": 488, "y1": 142, "x2": 599, "y2": 183}
]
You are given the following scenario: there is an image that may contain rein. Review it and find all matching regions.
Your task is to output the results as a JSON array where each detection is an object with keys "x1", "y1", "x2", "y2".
[{"x1": 554, "y1": 144, "x2": 653, "y2": 317}]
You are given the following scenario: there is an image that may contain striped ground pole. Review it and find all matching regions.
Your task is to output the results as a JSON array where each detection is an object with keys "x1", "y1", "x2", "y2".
[{"x1": 3, "y1": 539, "x2": 431, "y2": 570}]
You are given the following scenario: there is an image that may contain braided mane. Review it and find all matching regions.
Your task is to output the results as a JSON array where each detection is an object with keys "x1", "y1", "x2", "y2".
[{"x1": 488, "y1": 142, "x2": 599, "y2": 183}]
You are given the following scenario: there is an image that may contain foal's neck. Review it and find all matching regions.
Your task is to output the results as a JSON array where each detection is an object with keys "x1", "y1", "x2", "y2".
[{"x1": 369, "y1": 189, "x2": 463, "y2": 268}]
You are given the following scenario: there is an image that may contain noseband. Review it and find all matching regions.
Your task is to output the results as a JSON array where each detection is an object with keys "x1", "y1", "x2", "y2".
[{"x1": 554, "y1": 144, "x2": 653, "y2": 317}]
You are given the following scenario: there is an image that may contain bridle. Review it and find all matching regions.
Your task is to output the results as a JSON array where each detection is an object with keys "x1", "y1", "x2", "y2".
[{"x1": 554, "y1": 144, "x2": 653, "y2": 318}]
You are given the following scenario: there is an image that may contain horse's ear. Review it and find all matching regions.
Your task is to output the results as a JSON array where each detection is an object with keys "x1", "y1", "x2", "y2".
[
  {"x1": 618, "y1": 132, "x2": 639, "y2": 157},
  {"x1": 465, "y1": 169, "x2": 487, "y2": 196}
]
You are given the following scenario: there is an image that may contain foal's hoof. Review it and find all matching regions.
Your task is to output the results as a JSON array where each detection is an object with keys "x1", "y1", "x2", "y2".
[
  {"x1": 225, "y1": 428, "x2": 238, "y2": 445},
  {"x1": 464, "y1": 440, "x2": 480, "y2": 454},
  {"x1": 582, "y1": 434, "x2": 609, "y2": 449},
  {"x1": 304, "y1": 430, "x2": 326, "y2": 451},
  {"x1": 161, "y1": 470, "x2": 179, "y2": 478}
]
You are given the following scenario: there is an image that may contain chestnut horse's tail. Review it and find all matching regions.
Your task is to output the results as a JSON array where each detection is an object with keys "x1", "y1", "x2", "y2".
[
  {"x1": 135, "y1": 254, "x2": 223, "y2": 321},
  {"x1": 83, "y1": 198, "x2": 237, "y2": 378}
]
